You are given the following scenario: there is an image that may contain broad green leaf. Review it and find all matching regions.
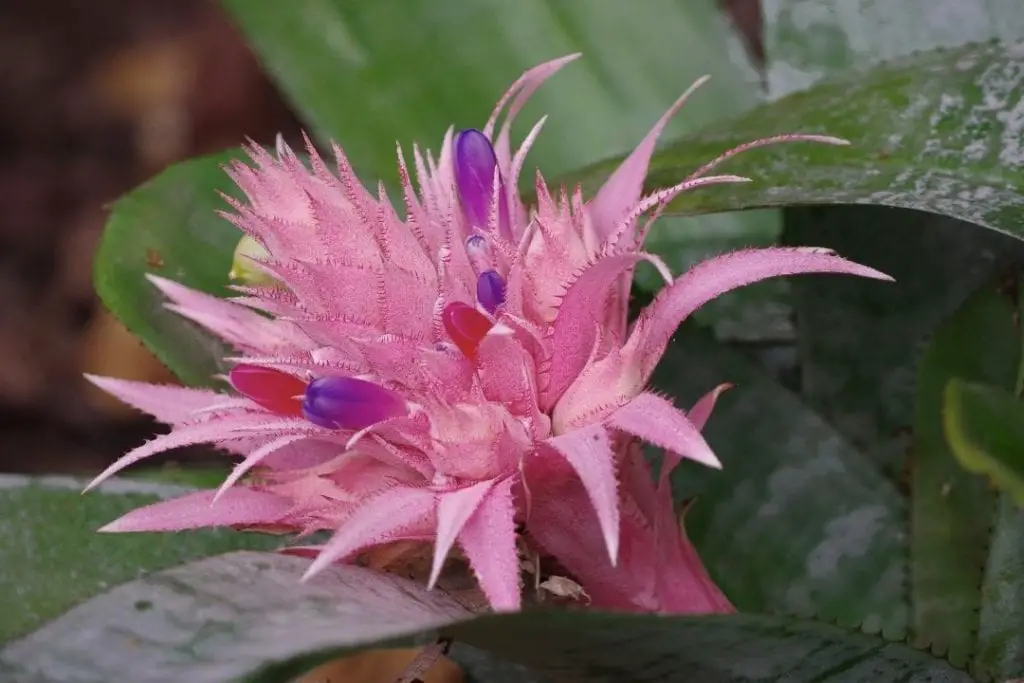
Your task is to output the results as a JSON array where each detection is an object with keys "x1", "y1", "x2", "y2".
[
  {"x1": 575, "y1": 40, "x2": 1024, "y2": 239},
  {"x1": 1, "y1": 551, "x2": 973, "y2": 683},
  {"x1": 658, "y1": 325, "x2": 908, "y2": 636},
  {"x1": 220, "y1": 0, "x2": 783, "y2": 334},
  {"x1": 909, "y1": 282, "x2": 1018, "y2": 664},
  {"x1": 763, "y1": 0, "x2": 1024, "y2": 98},
  {"x1": 94, "y1": 151, "x2": 244, "y2": 387},
  {"x1": 975, "y1": 494, "x2": 1024, "y2": 681},
  {"x1": 0, "y1": 475, "x2": 278, "y2": 643},
  {"x1": 220, "y1": 0, "x2": 761, "y2": 183},
  {"x1": 944, "y1": 379, "x2": 1024, "y2": 504}
]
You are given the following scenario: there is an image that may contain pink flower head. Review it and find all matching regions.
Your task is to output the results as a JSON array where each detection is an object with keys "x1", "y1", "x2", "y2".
[{"x1": 86, "y1": 54, "x2": 891, "y2": 614}]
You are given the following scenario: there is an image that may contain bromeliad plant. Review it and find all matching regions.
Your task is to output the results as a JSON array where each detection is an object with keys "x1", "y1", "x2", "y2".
[
  {"x1": 8, "y1": 2, "x2": 1024, "y2": 676},
  {"x1": 83, "y1": 55, "x2": 890, "y2": 613}
]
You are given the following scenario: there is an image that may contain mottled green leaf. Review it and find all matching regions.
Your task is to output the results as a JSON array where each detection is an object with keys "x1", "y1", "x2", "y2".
[
  {"x1": 910, "y1": 282, "x2": 1018, "y2": 664},
  {"x1": 944, "y1": 380, "x2": 1024, "y2": 504},
  {"x1": 0, "y1": 551, "x2": 972, "y2": 683},
  {"x1": 763, "y1": 0, "x2": 1024, "y2": 98},
  {"x1": 588, "y1": 40, "x2": 1024, "y2": 239},
  {"x1": 124, "y1": 463, "x2": 233, "y2": 490},
  {"x1": 0, "y1": 475, "x2": 278, "y2": 643},
  {"x1": 658, "y1": 326, "x2": 908, "y2": 636}
]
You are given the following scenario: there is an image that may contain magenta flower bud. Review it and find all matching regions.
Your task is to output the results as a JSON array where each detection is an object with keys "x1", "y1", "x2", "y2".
[
  {"x1": 454, "y1": 129, "x2": 510, "y2": 236},
  {"x1": 302, "y1": 376, "x2": 407, "y2": 430},
  {"x1": 476, "y1": 270, "x2": 506, "y2": 314}
]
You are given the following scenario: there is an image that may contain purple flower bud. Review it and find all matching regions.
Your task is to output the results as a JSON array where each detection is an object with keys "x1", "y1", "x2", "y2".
[
  {"x1": 476, "y1": 269, "x2": 506, "y2": 314},
  {"x1": 302, "y1": 376, "x2": 407, "y2": 431},
  {"x1": 455, "y1": 129, "x2": 510, "y2": 236}
]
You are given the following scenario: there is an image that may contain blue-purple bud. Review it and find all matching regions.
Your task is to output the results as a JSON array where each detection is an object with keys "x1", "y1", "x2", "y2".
[
  {"x1": 302, "y1": 376, "x2": 407, "y2": 431},
  {"x1": 454, "y1": 129, "x2": 510, "y2": 235},
  {"x1": 476, "y1": 270, "x2": 507, "y2": 314}
]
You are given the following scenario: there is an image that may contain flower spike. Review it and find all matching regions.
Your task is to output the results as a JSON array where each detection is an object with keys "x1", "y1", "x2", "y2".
[{"x1": 87, "y1": 53, "x2": 892, "y2": 616}]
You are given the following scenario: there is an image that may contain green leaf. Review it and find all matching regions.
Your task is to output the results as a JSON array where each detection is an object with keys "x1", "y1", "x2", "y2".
[
  {"x1": 220, "y1": 0, "x2": 761, "y2": 183},
  {"x1": 944, "y1": 379, "x2": 1024, "y2": 504},
  {"x1": 659, "y1": 326, "x2": 908, "y2": 636},
  {"x1": 1, "y1": 551, "x2": 973, "y2": 683},
  {"x1": 0, "y1": 475, "x2": 279, "y2": 643},
  {"x1": 94, "y1": 152, "x2": 243, "y2": 386},
  {"x1": 576, "y1": 40, "x2": 1024, "y2": 239},
  {"x1": 975, "y1": 494, "x2": 1024, "y2": 681},
  {"x1": 763, "y1": 0, "x2": 1024, "y2": 98},
  {"x1": 909, "y1": 282, "x2": 1019, "y2": 664}
]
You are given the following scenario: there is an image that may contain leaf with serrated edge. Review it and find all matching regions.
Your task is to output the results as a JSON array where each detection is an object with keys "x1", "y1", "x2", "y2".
[
  {"x1": 910, "y1": 283, "x2": 1018, "y2": 664},
  {"x1": 1, "y1": 551, "x2": 972, "y2": 683},
  {"x1": 94, "y1": 152, "x2": 244, "y2": 387},
  {"x1": 659, "y1": 325, "x2": 907, "y2": 637}
]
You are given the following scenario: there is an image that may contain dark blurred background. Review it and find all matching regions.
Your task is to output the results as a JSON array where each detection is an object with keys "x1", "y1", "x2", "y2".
[{"x1": 0, "y1": 0, "x2": 760, "y2": 476}]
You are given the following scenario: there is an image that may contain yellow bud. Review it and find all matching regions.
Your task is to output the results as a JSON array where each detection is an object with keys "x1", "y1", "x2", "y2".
[{"x1": 229, "y1": 235, "x2": 279, "y2": 287}]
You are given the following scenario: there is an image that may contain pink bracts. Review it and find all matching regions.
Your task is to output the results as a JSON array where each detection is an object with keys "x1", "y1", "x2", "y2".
[{"x1": 85, "y1": 54, "x2": 891, "y2": 614}]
